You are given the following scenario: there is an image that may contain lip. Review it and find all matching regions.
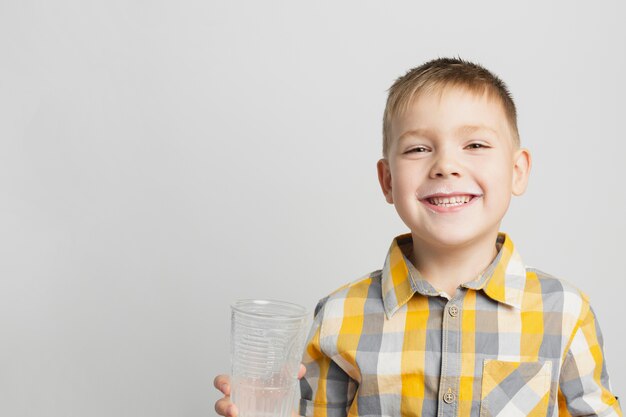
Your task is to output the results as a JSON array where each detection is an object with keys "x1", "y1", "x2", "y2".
[
  {"x1": 420, "y1": 195, "x2": 481, "y2": 214},
  {"x1": 421, "y1": 192, "x2": 480, "y2": 199}
]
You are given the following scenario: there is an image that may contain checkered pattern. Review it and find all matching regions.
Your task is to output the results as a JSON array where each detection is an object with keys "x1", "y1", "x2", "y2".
[{"x1": 298, "y1": 231, "x2": 622, "y2": 417}]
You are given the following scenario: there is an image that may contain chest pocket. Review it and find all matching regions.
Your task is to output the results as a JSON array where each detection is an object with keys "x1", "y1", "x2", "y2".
[{"x1": 480, "y1": 359, "x2": 552, "y2": 417}]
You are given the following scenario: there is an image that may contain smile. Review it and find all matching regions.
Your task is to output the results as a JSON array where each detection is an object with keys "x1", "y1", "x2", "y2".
[{"x1": 420, "y1": 195, "x2": 481, "y2": 213}]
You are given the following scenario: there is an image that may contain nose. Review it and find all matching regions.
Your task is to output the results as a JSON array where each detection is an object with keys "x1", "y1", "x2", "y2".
[{"x1": 429, "y1": 148, "x2": 461, "y2": 179}]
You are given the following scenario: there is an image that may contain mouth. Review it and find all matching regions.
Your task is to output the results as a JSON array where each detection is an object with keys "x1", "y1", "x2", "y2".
[
  {"x1": 424, "y1": 194, "x2": 478, "y2": 206},
  {"x1": 420, "y1": 194, "x2": 481, "y2": 213}
]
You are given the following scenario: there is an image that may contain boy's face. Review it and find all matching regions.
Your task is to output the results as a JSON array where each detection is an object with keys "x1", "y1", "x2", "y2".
[{"x1": 377, "y1": 87, "x2": 531, "y2": 249}]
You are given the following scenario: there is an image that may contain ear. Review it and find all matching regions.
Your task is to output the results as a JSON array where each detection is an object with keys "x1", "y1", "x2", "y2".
[
  {"x1": 511, "y1": 147, "x2": 532, "y2": 196},
  {"x1": 377, "y1": 158, "x2": 394, "y2": 204}
]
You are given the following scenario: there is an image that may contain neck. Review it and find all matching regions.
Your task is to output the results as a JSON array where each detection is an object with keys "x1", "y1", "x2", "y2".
[{"x1": 410, "y1": 229, "x2": 500, "y2": 298}]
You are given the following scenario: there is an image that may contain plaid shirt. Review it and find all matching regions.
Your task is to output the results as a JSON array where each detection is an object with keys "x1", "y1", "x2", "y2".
[{"x1": 299, "y1": 231, "x2": 622, "y2": 417}]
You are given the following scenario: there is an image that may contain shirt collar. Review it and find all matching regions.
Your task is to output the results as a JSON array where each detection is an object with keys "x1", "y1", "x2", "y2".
[{"x1": 380, "y1": 231, "x2": 527, "y2": 319}]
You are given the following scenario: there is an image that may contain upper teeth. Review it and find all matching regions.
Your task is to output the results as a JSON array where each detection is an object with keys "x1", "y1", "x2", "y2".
[{"x1": 428, "y1": 195, "x2": 473, "y2": 204}]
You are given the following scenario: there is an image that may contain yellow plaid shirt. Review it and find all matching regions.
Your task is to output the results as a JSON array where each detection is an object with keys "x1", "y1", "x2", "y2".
[{"x1": 299, "y1": 231, "x2": 622, "y2": 417}]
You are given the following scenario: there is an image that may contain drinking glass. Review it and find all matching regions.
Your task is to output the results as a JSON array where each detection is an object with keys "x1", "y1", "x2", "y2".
[{"x1": 230, "y1": 299, "x2": 309, "y2": 417}]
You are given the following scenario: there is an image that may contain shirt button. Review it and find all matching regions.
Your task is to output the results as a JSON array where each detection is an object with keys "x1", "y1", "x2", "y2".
[
  {"x1": 448, "y1": 305, "x2": 459, "y2": 317},
  {"x1": 443, "y1": 388, "x2": 456, "y2": 403}
]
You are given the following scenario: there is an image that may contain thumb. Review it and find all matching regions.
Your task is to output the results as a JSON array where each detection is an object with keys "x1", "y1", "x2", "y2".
[{"x1": 297, "y1": 364, "x2": 306, "y2": 380}]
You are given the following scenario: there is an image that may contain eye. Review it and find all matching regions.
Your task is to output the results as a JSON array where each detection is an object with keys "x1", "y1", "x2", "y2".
[
  {"x1": 406, "y1": 146, "x2": 429, "y2": 153},
  {"x1": 466, "y1": 143, "x2": 488, "y2": 149}
]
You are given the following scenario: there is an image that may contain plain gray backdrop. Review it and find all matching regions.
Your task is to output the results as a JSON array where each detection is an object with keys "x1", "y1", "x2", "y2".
[{"x1": 1, "y1": 1, "x2": 624, "y2": 416}]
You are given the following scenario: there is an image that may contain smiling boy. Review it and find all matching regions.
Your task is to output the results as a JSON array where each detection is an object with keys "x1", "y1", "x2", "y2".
[
  {"x1": 214, "y1": 58, "x2": 622, "y2": 417},
  {"x1": 378, "y1": 83, "x2": 524, "y2": 300}
]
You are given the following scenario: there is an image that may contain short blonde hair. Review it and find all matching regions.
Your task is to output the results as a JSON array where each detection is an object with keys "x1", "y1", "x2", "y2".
[{"x1": 382, "y1": 57, "x2": 520, "y2": 158}]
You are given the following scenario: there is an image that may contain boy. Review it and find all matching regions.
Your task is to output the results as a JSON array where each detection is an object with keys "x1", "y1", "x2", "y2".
[{"x1": 214, "y1": 57, "x2": 622, "y2": 417}]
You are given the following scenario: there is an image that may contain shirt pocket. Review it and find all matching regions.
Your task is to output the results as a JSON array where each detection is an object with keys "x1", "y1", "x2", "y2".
[{"x1": 480, "y1": 359, "x2": 552, "y2": 417}]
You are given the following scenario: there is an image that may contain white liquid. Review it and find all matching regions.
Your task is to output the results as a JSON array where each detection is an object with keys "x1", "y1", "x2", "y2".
[{"x1": 232, "y1": 381, "x2": 297, "y2": 417}]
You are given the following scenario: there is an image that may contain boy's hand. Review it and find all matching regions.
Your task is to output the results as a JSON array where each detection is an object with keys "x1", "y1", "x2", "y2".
[{"x1": 213, "y1": 364, "x2": 307, "y2": 417}]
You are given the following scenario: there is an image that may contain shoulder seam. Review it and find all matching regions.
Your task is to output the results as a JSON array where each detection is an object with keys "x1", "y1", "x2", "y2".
[
  {"x1": 325, "y1": 269, "x2": 381, "y2": 298},
  {"x1": 525, "y1": 266, "x2": 558, "y2": 279},
  {"x1": 526, "y1": 267, "x2": 590, "y2": 301}
]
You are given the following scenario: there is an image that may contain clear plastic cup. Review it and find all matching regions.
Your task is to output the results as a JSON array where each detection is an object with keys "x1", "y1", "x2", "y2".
[{"x1": 230, "y1": 299, "x2": 309, "y2": 417}]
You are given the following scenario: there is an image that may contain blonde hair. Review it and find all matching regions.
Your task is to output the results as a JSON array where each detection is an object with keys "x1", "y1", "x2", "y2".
[{"x1": 382, "y1": 57, "x2": 520, "y2": 158}]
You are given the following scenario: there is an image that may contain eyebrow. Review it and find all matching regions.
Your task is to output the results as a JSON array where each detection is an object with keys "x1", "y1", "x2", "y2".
[{"x1": 398, "y1": 125, "x2": 498, "y2": 142}]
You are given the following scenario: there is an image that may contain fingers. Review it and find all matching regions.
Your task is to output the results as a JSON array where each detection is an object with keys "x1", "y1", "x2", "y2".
[
  {"x1": 214, "y1": 370, "x2": 305, "y2": 416},
  {"x1": 213, "y1": 374, "x2": 237, "y2": 416},
  {"x1": 213, "y1": 374, "x2": 231, "y2": 396},
  {"x1": 215, "y1": 398, "x2": 238, "y2": 417},
  {"x1": 297, "y1": 364, "x2": 306, "y2": 380}
]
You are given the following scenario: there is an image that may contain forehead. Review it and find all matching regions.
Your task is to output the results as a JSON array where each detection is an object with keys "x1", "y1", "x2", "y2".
[{"x1": 391, "y1": 86, "x2": 512, "y2": 144}]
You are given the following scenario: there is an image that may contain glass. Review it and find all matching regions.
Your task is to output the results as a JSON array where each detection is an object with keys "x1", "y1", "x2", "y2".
[{"x1": 230, "y1": 299, "x2": 309, "y2": 417}]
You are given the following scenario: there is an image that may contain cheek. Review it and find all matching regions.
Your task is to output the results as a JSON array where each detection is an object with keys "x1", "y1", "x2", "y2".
[
  {"x1": 481, "y1": 164, "x2": 514, "y2": 203},
  {"x1": 392, "y1": 171, "x2": 420, "y2": 198}
]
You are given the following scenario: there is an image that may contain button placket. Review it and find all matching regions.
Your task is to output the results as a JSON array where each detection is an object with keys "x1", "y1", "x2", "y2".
[{"x1": 438, "y1": 295, "x2": 463, "y2": 417}]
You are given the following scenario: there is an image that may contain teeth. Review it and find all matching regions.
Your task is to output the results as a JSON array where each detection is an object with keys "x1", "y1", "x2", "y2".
[{"x1": 427, "y1": 195, "x2": 473, "y2": 206}]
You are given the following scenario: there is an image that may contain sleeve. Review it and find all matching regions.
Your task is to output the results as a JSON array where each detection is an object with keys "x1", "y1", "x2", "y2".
[
  {"x1": 298, "y1": 297, "x2": 358, "y2": 417},
  {"x1": 558, "y1": 296, "x2": 622, "y2": 417}
]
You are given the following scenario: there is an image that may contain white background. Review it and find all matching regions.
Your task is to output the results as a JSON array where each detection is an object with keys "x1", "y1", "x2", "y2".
[{"x1": 1, "y1": 1, "x2": 624, "y2": 416}]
